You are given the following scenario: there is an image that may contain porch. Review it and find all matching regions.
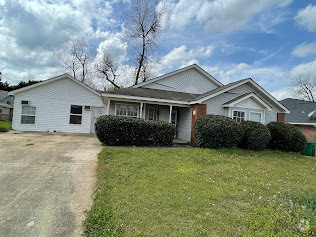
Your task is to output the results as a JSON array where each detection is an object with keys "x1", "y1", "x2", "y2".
[{"x1": 104, "y1": 99, "x2": 192, "y2": 142}]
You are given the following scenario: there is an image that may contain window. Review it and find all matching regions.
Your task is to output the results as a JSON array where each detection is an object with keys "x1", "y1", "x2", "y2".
[
  {"x1": 116, "y1": 104, "x2": 138, "y2": 118},
  {"x1": 232, "y1": 110, "x2": 245, "y2": 123},
  {"x1": 70, "y1": 105, "x2": 83, "y2": 124},
  {"x1": 250, "y1": 112, "x2": 262, "y2": 123},
  {"x1": 21, "y1": 106, "x2": 36, "y2": 124}
]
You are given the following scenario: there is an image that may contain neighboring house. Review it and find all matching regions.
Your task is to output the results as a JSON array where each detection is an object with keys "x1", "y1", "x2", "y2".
[
  {"x1": 280, "y1": 98, "x2": 316, "y2": 142},
  {"x1": 9, "y1": 64, "x2": 289, "y2": 143},
  {"x1": 0, "y1": 90, "x2": 14, "y2": 121}
]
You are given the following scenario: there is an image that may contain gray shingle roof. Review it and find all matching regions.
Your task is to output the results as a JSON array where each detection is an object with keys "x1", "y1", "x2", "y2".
[
  {"x1": 102, "y1": 88, "x2": 200, "y2": 102},
  {"x1": 222, "y1": 92, "x2": 253, "y2": 105},
  {"x1": 193, "y1": 78, "x2": 250, "y2": 101},
  {"x1": 280, "y1": 98, "x2": 316, "y2": 124}
]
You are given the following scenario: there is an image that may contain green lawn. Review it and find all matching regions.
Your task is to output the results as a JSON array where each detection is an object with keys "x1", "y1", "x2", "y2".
[
  {"x1": 84, "y1": 148, "x2": 316, "y2": 236},
  {"x1": 0, "y1": 121, "x2": 12, "y2": 132}
]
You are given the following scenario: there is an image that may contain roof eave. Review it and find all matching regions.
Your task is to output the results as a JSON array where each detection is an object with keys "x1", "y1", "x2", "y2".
[{"x1": 101, "y1": 93, "x2": 191, "y2": 106}]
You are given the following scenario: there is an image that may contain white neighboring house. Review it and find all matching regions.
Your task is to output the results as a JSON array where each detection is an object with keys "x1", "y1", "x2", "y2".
[
  {"x1": 9, "y1": 74, "x2": 105, "y2": 133},
  {"x1": 9, "y1": 64, "x2": 290, "y2": 142}
]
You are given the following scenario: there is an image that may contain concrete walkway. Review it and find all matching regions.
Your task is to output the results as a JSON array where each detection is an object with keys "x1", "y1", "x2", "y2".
[{"x1": 0, "y1": 131, "x2": 101, "y2": 237}]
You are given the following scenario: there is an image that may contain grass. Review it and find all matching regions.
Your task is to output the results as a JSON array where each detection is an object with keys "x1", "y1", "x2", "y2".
[
  {"x1": 84, "y1": 148, "x2": 316, "y2": 236},
  {"x1": 0, "y1": 121, "x2": 12, "y2": 132}
]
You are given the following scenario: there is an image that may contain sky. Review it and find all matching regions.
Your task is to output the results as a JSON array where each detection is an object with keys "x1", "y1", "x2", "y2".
[{"x1": 1, "y1": 0, "x2": 316, "y2": 100}]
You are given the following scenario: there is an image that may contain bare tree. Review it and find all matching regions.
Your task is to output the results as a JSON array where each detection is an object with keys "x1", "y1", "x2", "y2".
[
  {"x1": 95, "y1": 54, "x2": 121, "y2": 89},
  {"x1": 292, "y1": 73, "x2": 316, "y2": 102},
  {"x1": 55, "y1": 39, "x2": 91, "y2": 83},
  {"x1": 124, "y1": 0, "x2": 167, "y2": 85}
]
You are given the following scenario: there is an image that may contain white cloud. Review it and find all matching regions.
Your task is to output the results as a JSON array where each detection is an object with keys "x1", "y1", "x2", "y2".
[
  {"x1": 161, "y1": 45, "x2": 214, "y2": 69},
  {"x1": 290, "y1": 59, "x2": 316, "y2": 77},
  {"x1": 270, "y1": 87, "x2": 295, "y2": 100},
  {"x1": 295, "y1": 4, "x2": 316, "y2": 32},
  {"x1": 168, "y1": 0, "x2": 291, "y2": 33},
  {"x1": 202, "y1": 63, "x2": 289, "y2": 92},
  {"x1": 95, "y1": 33, "x2": 128, "y2": 65},
  {"x1": 0, "y1": 0, "x2": 115, "y2": 84},
  {"x1": 292, "y1": 42, "x2": 316, "y2": 57}
]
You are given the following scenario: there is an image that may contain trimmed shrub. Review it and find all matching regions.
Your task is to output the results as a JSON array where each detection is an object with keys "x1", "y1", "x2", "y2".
[
  {"x1": 194, "y1": 115, "x2": 243, "y2": 149},
  {"x1": 267, "y1": 122, "x2": 306, "y2": 152},
  {"x1": 239, "y1": 121, "x2": 271, "y2": 151},
  {"x1": 94, "y1": 115, "x2": 175, "y2": 146}
]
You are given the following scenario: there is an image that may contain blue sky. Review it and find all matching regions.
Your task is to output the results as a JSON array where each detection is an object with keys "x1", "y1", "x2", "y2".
[{"x1": 1, "y1": 0, "x2": 316, "y2": 99}]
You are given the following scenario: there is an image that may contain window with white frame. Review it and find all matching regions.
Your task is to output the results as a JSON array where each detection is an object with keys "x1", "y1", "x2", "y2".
[
  {"x1": 232, "y1": 110, "x2": 245, "y2": 123},
  {"x1": 249, "y1": 112, "x2": 262, "y2": 123},
  {"x1": 116, "y1": 104, "x2": 138, "y2": 118},
  {"x1": 21, "y1": 106, "x2": 36, "y2": 124},
  {"x1": 70, "y1": 105, "x2": 83, "y2": 124}
]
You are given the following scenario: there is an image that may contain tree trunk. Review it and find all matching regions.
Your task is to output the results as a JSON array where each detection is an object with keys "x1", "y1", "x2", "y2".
[{"x1": 135, "y1": 37, "x2": 146, "y2": 85}]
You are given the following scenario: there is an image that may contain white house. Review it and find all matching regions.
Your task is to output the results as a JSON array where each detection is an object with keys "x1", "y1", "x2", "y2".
[{"x1": 9, "y1": 64, "x2": 290, "y2": 143}]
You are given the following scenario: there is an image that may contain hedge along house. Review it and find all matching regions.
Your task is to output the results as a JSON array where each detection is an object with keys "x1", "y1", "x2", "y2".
[{"x1": 9, "y1": 64, "x2": 289, "y2": 143}]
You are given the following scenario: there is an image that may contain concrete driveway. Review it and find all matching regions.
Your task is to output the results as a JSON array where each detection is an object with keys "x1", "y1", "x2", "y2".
[{"x1": 0, "y1": 131, "x2": 101, "y2": 237}]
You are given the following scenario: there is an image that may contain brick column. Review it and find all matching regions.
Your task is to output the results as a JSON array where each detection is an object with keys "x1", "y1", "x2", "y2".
[
  {"x1": 277, "y1": 113, "x2": 285, "y2": 123},
  {"x1": 191, "y1": 104, "x2": 206, "y2": 146}
]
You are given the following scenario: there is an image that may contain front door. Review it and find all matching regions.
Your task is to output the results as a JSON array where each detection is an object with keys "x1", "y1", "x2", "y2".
[{"x1": 90, "y1": 107, "x2": 104, "y2": 133}]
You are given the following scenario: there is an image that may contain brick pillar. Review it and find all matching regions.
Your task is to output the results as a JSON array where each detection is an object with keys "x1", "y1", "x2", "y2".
[
  {"x1": 191, "y1": 104, "x2": 206, "y2": 146},
  {"x1": 277, "y1": 113, "x2": 285, "y2": 123}
]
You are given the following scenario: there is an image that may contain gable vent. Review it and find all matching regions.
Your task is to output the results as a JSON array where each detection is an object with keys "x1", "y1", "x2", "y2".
[{"x1": 21, "y1": 100, "x2": 30, "y2": 105}]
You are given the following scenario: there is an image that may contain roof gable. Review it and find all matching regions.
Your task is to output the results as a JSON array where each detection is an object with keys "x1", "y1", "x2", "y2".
[
  {"x1": 8, "y1": 74, "x2": 100, "y2": 96},
  {"x1": 192, "y1": 78, "x2": 290, "y2": 113},
  {"x1": 132, "y1": 64, "x2": 223, "y2": 94},
  {"x1": 222, "y1": 92, "x2": 272, "y2": 110}
]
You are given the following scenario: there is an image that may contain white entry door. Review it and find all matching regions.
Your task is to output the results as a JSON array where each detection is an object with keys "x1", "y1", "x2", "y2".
[{"x1": 90, "y1": 107, "x2": 104, "y2": 133}]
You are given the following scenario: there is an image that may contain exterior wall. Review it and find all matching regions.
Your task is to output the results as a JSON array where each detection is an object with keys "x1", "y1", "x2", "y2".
[
  {"x1": 0, "y1": 95, "x2": 14, "y2": 106},
  {"x1": 177, "y1": 107, "x2": 192, "y2": 142},
  {"x1": 12, "y1": 78, "x2": 104, "y2": 133},
  {"x1": 277, "y1": 113, "x2": 285, "y2": 122},
  {"x1": 190, "y1": 104, "x2": 206, "y2": 146},
  {"x1": 142, "y1": 68, "x2": 219, "y2": 94},
  {"x1": 297, "y1": 125, "x2": 316, "y2": 142},
  {"x1": 203, "y1": 83, "x2": 282, "y2": 124},
  {"x1": 0, "y1": 107, "x2": 12, "y2": 121},
  {"x1": 108, "y1": 99, "x2": 192, "y2": 142}
]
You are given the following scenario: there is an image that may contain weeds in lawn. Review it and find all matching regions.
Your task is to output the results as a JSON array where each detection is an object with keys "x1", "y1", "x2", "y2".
[{"x1": 84, "y1": 148, "x2": 316, "y2": 236}]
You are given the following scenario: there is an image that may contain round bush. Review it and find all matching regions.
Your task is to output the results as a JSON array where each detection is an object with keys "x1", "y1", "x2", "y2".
[
  {"x1": 267, "y1": 122, "x2": 306, "y2": 152},
  {"x1": 94, "y1": 115, "x2": 175, "y2": 146},
  {"x1": 194, "y1": 115, "x2": 244, "y2": 149},
  {"x1": 239, "y1": 121, "x2": 271, "y2": 151}
]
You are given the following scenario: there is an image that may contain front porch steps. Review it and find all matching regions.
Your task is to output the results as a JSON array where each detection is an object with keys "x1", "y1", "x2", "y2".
[{"x1": 173, "y1": 139, "x2": 190, "y2": 146}]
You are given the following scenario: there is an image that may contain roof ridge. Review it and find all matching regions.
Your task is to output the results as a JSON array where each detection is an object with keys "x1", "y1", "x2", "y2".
[{"x1": 281, "y1": 98, "x2": 316, "y2": 103}]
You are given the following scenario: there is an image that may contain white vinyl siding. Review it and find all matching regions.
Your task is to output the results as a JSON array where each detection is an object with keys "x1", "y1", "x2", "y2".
[
  {"x1": 204, "y1": 82, "x2": 282, "y2": 125},
  {"x1": 142, "y1": 68, "x2": 219, "y2": 94},
  {"x1": 12, "y1": 77, "x2": 105, "y2": 133}
]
